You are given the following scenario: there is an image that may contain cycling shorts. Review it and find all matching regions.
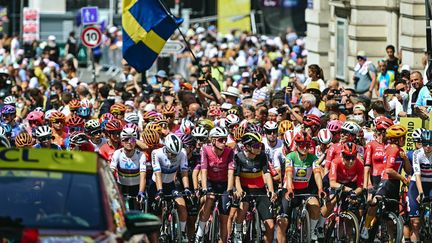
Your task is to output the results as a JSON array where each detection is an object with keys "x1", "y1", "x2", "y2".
[
  {"x1": 407, "y1": 181, "x2": 432, "y2": 218},
  {"x1": 207, "y1": 180, "x2": 230, "y2": 215},
  {"x1": 371, "y1": 175, "x2": 381, "y2": 190},
  {"x1": 280, "y1": 185, "x2": 318, "y2": 220},
  {"x1": 242, "y1": 188, "x2": 272, "y2": 221},
  {"x1": 376, "y1": 179, "x2": 400, "y2": 212},
  {"x1": 147, "y1": 180, "x2": 180, "y2": 215}
]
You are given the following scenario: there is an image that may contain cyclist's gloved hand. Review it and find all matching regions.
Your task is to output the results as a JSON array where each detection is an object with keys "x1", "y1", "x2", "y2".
[
  {"x1": 285, "y1": 188, "x2": 294, "y2": 199},
  {"x1": 227, "y1": 189, "x2": 234, "y2": 197},
  {"x1": 201, "y1": 188, "x2": 208, "y2": 196},
  {"x1": 137, "y1": 191, "x2": 146, "y2": 202},
  {"x1": 349, "y1": 191, "x2": 357, "y2": 200},
  {"x1": 184, "y1": 188, "x2": 192, "y2": 197},
  {"x1": 155, "y1": 189, "x2": 164, "y2": 201},
  {"x1": 172, "y1": 190, "x2": 180, "y2": 198},
  {"x1": 418, "y1": 192, "x2": 425, "y2": 203},
  {"x1": 318, "y1": 188, "x2": 326, "y2": 199}
]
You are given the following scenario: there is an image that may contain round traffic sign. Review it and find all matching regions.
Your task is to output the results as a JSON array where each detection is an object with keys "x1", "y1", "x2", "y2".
[{"x1": 81, "y1": 26, "x2": 102, "y2": 48}]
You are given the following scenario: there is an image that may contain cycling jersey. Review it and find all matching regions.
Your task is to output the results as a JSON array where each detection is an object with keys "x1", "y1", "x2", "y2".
[
  {"x1": 33, "y1": 143, "x2": 62, "y2": 150},
  {"x1": 226, "y1": 134, "x2": 236, "y2": 149},
  {"x1": 234, "y1": 151, "x2": 269, "y2": 189},
  {"x1": 110, "y1": 148, "x2": 146, "y2": 186},
  {"x1": 99, "y1": 143, "x2": 118, "y2": 162},
  {"x1": 52, "y1": 129, "x2": 68, "y2": 148},
  {"x1": 285, "y1": 151, "x2": 319, "y2": 190},
  {"x1": 10, "y1": 123, "x2": 24, "y2": 140},
  {"x1": 411, "y1": 148, "x2": 432, "y2": 183},
  {"x1": 329, "y1": 157, "x2": 364, "y2": 188},
  {"x1": 364, "y1": 140, "x2": 386, "y2": 176},
  {"x1": 90, "y1": 137, "x2": 107, "y2": 152},
  {"x1": 273, "y1": 146, "x2": 291, "y2": 174},
  {"x1": 263, "y1": 137, "x2": 283, "y2": 164},
  {"x1": 151, "y1": 147, "x2": 188, "y2": 183},
  {"x1": 324, "y1": 143, "x2": 343, "y2": 170},
  {"x1": 382, "y1": 144, "x2": 405, "y2": 180},
  {"x1": 315, "y1": 143, "x2": 332, "y2": 158},
  {"x1": 200, "y1": 145, "x2": 234, "y2": 182}
]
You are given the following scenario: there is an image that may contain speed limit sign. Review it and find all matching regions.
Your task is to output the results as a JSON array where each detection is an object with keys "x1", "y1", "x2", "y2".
[{"x1": 81, "y1": 26, "x2": 102, "y2": 48}]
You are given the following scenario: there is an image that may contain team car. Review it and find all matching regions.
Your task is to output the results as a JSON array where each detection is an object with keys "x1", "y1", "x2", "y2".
[{"x1": 0, "y1": 148, "x2": 160, "y2": 242}]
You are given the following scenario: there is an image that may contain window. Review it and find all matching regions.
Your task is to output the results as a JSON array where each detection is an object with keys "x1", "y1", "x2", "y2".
[{"x1": 335, "y1": 18, "x2": 347, "y2": 80}]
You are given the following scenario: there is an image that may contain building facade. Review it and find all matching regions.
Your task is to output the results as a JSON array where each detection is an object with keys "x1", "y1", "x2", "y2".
[{"x1": 305, "y1": 0, "x2": 426, "y2": 83}]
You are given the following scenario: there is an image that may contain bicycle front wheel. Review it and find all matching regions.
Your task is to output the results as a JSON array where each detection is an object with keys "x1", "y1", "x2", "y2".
[
  {"x1": 376, "y1": 212, "x2": 403, "y2": 243},
  {"x1": 324, "y1": 213, "x2": 336, "y2": 243},
  {"x1": 300, "y1": 208, "x2": 311, "y2": 243},
  {"x1": 337, "y1": 211, "x2": 359, "y2": 243},
  {"x1": 209, "y1": 209, "x2": 219, "y2": 243},
  {"x1": 252, "y1": 210, "x2": 262, "y2": 243},
  {"x1": 169, "y1": 209, "x2": 182, "y2": 243}
]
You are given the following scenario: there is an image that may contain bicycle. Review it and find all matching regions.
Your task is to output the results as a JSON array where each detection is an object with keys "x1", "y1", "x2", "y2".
[
  {"x1": 123, "y1": 194, "x2": 148, "y2": 213},
  {"x1": 205, "y1": 192, "x2": 228, "y2": 243},
  {"x1": 156, "y1": 191, "x2": 187, "y2": 243},
  {"x1": 324, "y1": 187, "x2": 360, "y2": 243},
  {"x1": 285, "y1": 193, "x2": 320, "y2": 243},
  {"x1": 419, "y1": 197, "x2": 432, "y2": 242},
  {"x1": 242, "y1": 194, "x2": 270, "y2": 243}
]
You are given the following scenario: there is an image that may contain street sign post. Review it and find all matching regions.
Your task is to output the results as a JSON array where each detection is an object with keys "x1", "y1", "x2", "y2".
[
  {"x1": 81, "y1": 7, "x2": 99, "y2": 25},
  {"x1": 160, "y1": 40, "x2": 186, "y2": 55},
  {"x1": 81, "y1": 26, "x2": 102, "y2": 83}
]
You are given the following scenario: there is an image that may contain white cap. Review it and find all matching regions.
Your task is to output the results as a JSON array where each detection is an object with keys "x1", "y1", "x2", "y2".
[
  {"x1": 125, "y1": 100, "x2": 134, "y2": 107},
  {"x1": 221, "y1": 103, "x2": 233, "y2": 110},
  {"x1": 144, "y1": 103, "x2": 156, "y2": 112},
  {"x1": 48, "y1": 35, "x2": 56, "y2": 41},
  {"x1": 268, "y1": 108, "x2": 278, "y2": 115}
]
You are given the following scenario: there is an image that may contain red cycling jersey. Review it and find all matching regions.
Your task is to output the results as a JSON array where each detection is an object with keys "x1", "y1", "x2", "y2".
[
  {"x1": 324, "y1": 143, "x2": 344, "y2": 170},
  {"x1": 329, "y1": 157, "x2": 364, "y2": 188},
  {"x1": 99, "y1": 143, "x2": 118, "y2": 162},
  {"x1": 382, "y1": 144, "x2": 404, "y2": 180},
  {"x1": 200, "y1": 145, "x2": 234, "y2": 182},
  {"x1": 364, "y1": 140, "x2": 386, "y2": 176}
]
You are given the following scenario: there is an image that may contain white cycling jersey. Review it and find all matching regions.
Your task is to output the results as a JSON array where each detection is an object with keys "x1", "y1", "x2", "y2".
[
  {"x1": 412, "y1": 148, "x2": 432, "y2": 183},
  {"x1": 110, "y1": 148, "x2": 146, "y2": 186},
  {"x1": 151, "y1": 147, "x2": 188, "y2": 183},
  {"x1": 273, "y1": 147, "x2": 286, "y2": 170},
  {"x1": 263, "y1": 137, "x2": 283, "y2": 165},
  {"x1": 91, "y1": 137, "x2": 107, "y2": 152}
]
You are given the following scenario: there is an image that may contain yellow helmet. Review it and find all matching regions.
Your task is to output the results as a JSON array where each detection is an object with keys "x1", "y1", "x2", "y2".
[
  {"x1": 278, "y1": 120, "x2": 294, "y2": 134},
  {"x1": 198, "y1": 119, "x2": 215, "y2": 131},
  {"x1": 233, "y1": 125, "x2": 247, "y2": 142},
  {"x1": 146, "y1": 123, "x2": 162, "y2": 134},
  {"x1": 386, "y1": 124, "x2": 408, "y2": 139},
  {"x1": 142, "y1": 129, "x2": 160, "y2": 147}
]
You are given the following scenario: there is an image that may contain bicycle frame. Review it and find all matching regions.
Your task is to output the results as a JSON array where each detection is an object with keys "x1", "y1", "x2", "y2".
[
  {"x1": 286, "y1": 193, "x2": 318, "y2": 243},
  {"x1": 419, "y1": 198, "x2": 432, "y2": 241}
]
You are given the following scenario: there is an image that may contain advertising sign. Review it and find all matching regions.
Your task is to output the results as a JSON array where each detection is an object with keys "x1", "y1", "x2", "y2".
[
  {"x1": 399, "y1": 117, "x2": 423, "y2": 151},
  {"x1": 23, "y1": 8, "x2": 39, "y2": 42},
  {"x1": 217, "y1": 0, "x2": 251, "y2": 34}
]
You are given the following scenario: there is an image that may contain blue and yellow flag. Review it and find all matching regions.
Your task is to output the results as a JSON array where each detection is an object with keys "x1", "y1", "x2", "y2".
[{"x1": 122, "y1": 0, "x2": 183, "y2": 72}]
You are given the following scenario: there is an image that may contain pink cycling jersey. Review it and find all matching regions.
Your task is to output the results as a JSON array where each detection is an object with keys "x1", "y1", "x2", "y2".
[{"x1": 200, "y1": 145, "x2": 234, "y2": 182}]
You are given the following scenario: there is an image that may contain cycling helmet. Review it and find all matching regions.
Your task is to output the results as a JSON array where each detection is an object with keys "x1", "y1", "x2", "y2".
[
  {"x1": 69, "y1": 99, "x2": 81, "y2": 111},
  {"x1": 1, "y1": 105, "x2": 16, "y2": 114},
  {"x1": 125, "y1": 112, "x2": 139, "y2": 125},
  {"x1": 15, "y1": 132, "x2": 33, "y2": 148},
  {"x1": 421, "y1": 130, "x2": 432, "y2": 144},
  {"x1": 85, "y1": 119, "x2": 101, "y2": 132},
  {"x1": 191, "y1": 126, "x2": 209, "y2": 138},
  {"x1": 105, "y1": 119, "x2": 123, "y2": 132},
  {"x1": 375, "y1": 116, "x2": 394, "y2": 130},
  {"x1": 341, "y1": 121, "x2": 361, "y2": 135},
  {"x1": 246, "y1": 123, "x2": 263, "y2": 134},
  {"x1": 4, "y1": 96, "x2": 16, "y2": 105},
  {"x1": 214, "y1": 118, "x2": 227, "y2": 128},
  {"x1": 49, "y1": 111, "x2": 66, "y2": 123},
  {"x1": 2, "y1": 124, "x2": 11, "y2": 136},
  {"x1": 227, "y1": 108, "x2": 239, "y2": 116},
  {"x1": 294, "y1": 131, "x2": 312, "y2": 143},
  {"x1": 0, "y1": 126, "x2": 4, "y2": 136},
  {"x1": 242, "y1": 132, "x2": 262, "y2": 145},
  {"x1": 326, "y1": 120, "x2": 343, "y2": 132},
  {"x1": 264, "y1": 121, "x2": 278, "y2": 131},
  {"x1": 77, "y1": 107, "x2": 91, "y2": 118},
  {"x1": 120, "y1": 127, "x2": 138, "y2": 140},
  {"x1": 164, "y1": 134, "x2": 183, "y2": 155},
  {"x1": 110, "y1": 103, "x2": 126, "y2": 114},
  {"x1": 26, "y1": 111, "x2": 44, "y2": 126},
  {"x1": 180, "y1": 119, "x2": 195, "y2": 134},
  {"x1": 303, "y1": 114, "x2": 321, "y2": 127},
  {"x1": 283, "y1": 130, "x2": 295, "y2": 147},
  {"x1": 162, "y1": 105, "x2": 176, "y2": 115},
  {"x1": 146, "y1": 123, "x2": 162, "y2": 134},
  {"x1": 342, "y1": 142, "x2": 358, "y2": 157},
  {"x1": 67, "y1": 116, "x2": 85, "y2": 128},
  {"x1": 180, "y1": 134, "x2": 196, "y2": 147},
  {"x1": 412, "y1": 128, "x2": 426, "y2": 142},
  {"x1": 226, "y1": 114, "x2": 240, "y2": 127},
  {"x1": 317, "y1": 129, "x2": 333, "y2": 145},
  {"x1": 386, "y1": 124, "x2": 408, "y2": 139},
  {"x1": 209, "y1": 127, "x2": 229, "y2": 138},
  {"x1": 44, "y1": 109, "x2": 57, "y2": 121},
  {"x1": 198, "y1": 119, "x2": 215, "y2": 131},
  {"x1": 278, "y1": 120, "x2": 294, "y2": 134},
  {"x1": 143, "y1": 129, "x2": 160, "y2": 147},
  {"x1": 233, "y1": 125, "x2": 247, "y2": 142},
  {"x1": 69, "y1": 131, "x2": 89, "y2": 145},
  {"x1": 34, "y1": 107, "x2": 44, "y2": 112},
  {"x1": 155, "y1": 117, "x2": 169, "y2": 127},
  {"x1": 35, "y1": 125, "x2": 52, "y2": 138},
  {"x1": 80, "y1": 99, "x2": 93, "y2": 108},
  {"x1": 0, "y1": 134, "x2": 10, "y2": 148},
  {"x1": 143, "y1": 111, "x2": 159, "y2": 122},
  {"x1": 99, "y1": 113, "x2": 115, "y2": 123}
]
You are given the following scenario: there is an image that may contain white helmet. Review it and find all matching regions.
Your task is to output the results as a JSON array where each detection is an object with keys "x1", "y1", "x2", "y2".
[
  {"x1": 125, "y1": 112, "x2": 139, "y2": 125},
  {"x1": 120, "y1": 127, "x2": 138, "y2": 140},
  {"x1": 341, "y1": 121, "x2": 361, "y2": 135},
  {"x1": 264, "y1": 121, "x2": 278, "y2": 131},
  {"x1": 412, "y1": 128, "x2": 426, "y2": 142},
  {"x1": 317, "y1": 129, "x2": 333, "y2": 145},
  {"x1": 70, "y1": 132, "x2": 89, "y2": 145},
  {"x1": 164, "y1": 134, "x2": 183, "y2": 155},
  {"x1": 283, "y1": 130, "x2": 295, "y2": 147},
  {"x1": 214, "y1": 118, "x2": 227, "y2": 128},
  {"x1": 0, "y1": 134, "x2": 10, "y2": 148},
  {"x1": 35, "y1": 125, "x2": 52, "y2": 138},
  {"x1": 209, "y1": 127, "x2": 229, "y2": 138},
  {"x1": 191, "y1": 126, "x2": 209, "y2": 138},
  {"x1": 4, "y1": 96, "x2": 16, "y2": 105},
  {"x1": 34, "y1": 107, "x2": 44, "y2": 112},
  {"x1": 0, "y1": 126, "x2": 5, "y2": 136},
  {"x1": 226, "y1": 114, "x2": 240, "y2": 127},
  {"x1": 180, "y1": 119, "x2": 195, "y2": 134},
  {"x1": 44, "y1": 109, "x2": 57, "y2": 120}
]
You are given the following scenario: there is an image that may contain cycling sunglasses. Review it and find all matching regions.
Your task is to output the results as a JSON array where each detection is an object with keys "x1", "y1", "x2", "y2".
[
  {"x1": 423, "y1": 142, "x2": 432, "y2": 147},
  {"x1": 69, "y1": 127, "x2": 83, "y2": 132},
  {"x1": 216, "y1": 137, "x2": 227, "y2": 143},
  {"x1": 343, "y1": 154, "x2": 356, "y2": 161},
  {"x1": 250, "y1": 142, "x2": 262, "y2": 150},
  {"x1": 265, "y1": 129, "x2": 278, "y2": 135},
  {"x1": 91, "y1": 130, "x2": 102, "y2": 136},
  {"x1": 39, "y1": 136, "x2": 52, "y2": 142},
  {"x1": 122, "y1": 137, "x2": 136, "y2": 143}
]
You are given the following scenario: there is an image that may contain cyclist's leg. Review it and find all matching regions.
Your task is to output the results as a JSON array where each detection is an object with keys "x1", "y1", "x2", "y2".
[
  {"x1": 407, "y1": 180, "x2": 420, "y2": 242},
  {"x1": 219, "y1": 190, "x2": 231, "y2": 242},
  {"x1": 234, "y1": 195, "x2": 250, "y2": 237},
  {"x1": 147, "y1": 180, "x2": 161, "y2": 242},
  {"x1": 306, "y1": 196, "x2": 320, "y2": 239},
  {"x1": 255, "y1": 189, "x2": 274, "y2": 243},
  {"x1": 276, "y1": 194, "x2": 290, "y2": 243},
  {"x1": 196, "y1": 180, "x2": 216, "y2": 239}
]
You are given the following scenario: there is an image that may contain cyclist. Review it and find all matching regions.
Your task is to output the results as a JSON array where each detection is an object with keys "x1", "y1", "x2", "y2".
[
  {"x1": 149, "y1": 133, "x2": 190, "y2": 242},
  {"x1": 68, "y1": 99, "x2": 81, "y2": 117},
  {"x1": 225, "y1": 114, "x2": 240, "y2": 147},
  {"x1": 99, "y1": 119, "x2": 123, "y2": 162},
  {"x1": 326, "y1": 119, "x2": 343, "y2": 143},
  {"x1": 110, "y1": 103, "x2": 127, "y2": 122},
  {"x1": 49, "y1": 111, "x2": 68, "y2": 149},
  {"x1": 279, "y1": 131, "x2": 325, "y2": 242},
  {"x1": 408, "y1": 130, "x2": 432, "y2": 243},
  {"x1": 33, "y1": 125, "x2": 62, "y2": 150},
  {"x1": 273, "y1": 130, "x2": 295, "y2": 185},
  {"x1": 303, "y1": 114, "x2": 321, "y2": 137},
  {"x1": 25, "y1": 110, "x2": 44, "y2": 137},
  {"x1": 263, "y1": 121, "x2": 284, "y2": 182},
  {"x1": 68, "y1": 131, "x2": 95, "y2": 152},
  {"x1": 233, "y1": 132, "x2": 277, "y2": 243},
  {"x1": 362, "y1": 124, "x2": 413, "y2": 239},
  {"x1": 85, "y1": 119, "x2": 106, "y2": 152},
  {"x1": 278, "y1": 120, "x2": 294, "y2": 140},
  {"x1": 162, "y1": 104, "x2": 179, "y2": 132},
  {"x1": 1, "y1": 104, "x2": 23, "y2": 140},
  {"x1": 110, "y1": 127, "x2": 146, "y2": 210},
  {"x1": 77, "y1": 106, "x2": 92, "y2": 121},
  {"x1": 408, "y1": 128, "x2": 425, "y2": 163},
  {"x1": 195, "y1": 127, "x2": 234, "y2": 243},
  {"x1": 14, "y1": 132, "x2": 33, "y2": 148},
  {"x1": 315, "y1": 128, "x2": 333, "y2": 158}
]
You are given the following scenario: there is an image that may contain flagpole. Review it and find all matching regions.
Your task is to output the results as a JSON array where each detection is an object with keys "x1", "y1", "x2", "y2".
[{"x1": 157, "y1": 0, "x2": 202, "y2": 74}]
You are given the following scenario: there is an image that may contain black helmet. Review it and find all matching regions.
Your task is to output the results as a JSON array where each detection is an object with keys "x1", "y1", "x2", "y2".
[{"x1": 421, "y1": 130, "x2": 432, "y2": 145}]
